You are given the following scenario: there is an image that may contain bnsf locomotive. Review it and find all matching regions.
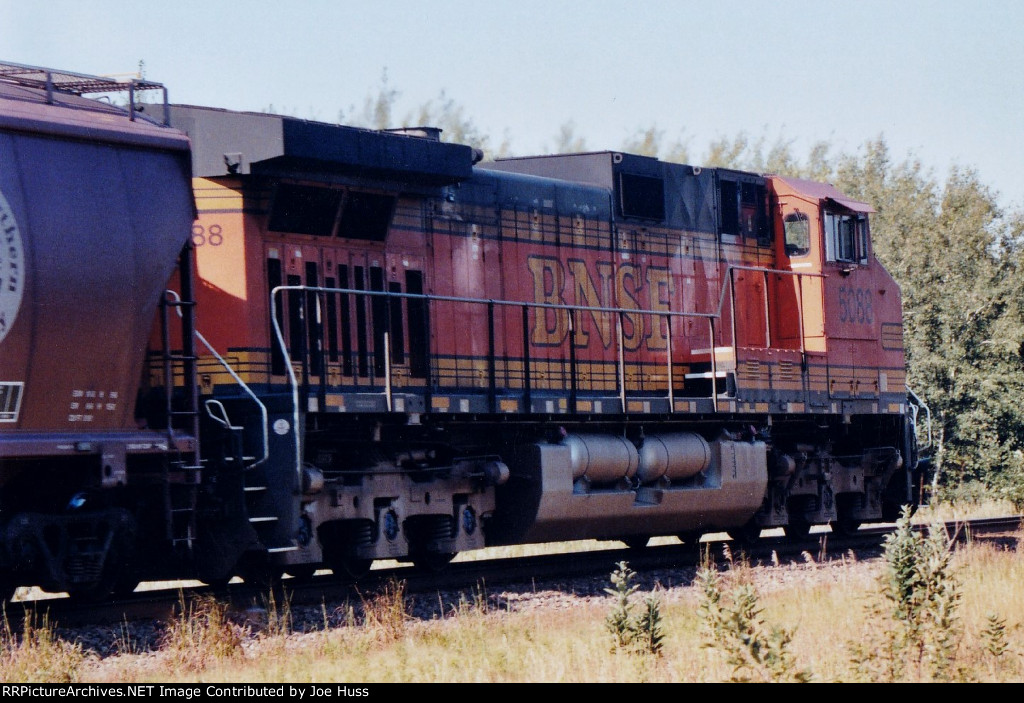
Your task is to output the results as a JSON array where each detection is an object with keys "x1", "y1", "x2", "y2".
[{"x1": 0, "y1": 62, "x2": 925, "y2": 599}]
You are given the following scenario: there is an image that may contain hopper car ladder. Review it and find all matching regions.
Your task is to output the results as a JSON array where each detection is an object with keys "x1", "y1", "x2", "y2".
[{"x1": 159, "y1": 246, "x2": 202, "y2": 555}]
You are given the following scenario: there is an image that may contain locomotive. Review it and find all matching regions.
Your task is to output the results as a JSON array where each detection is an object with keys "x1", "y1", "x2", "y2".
[{"x1": 0, "y1": 61, "x2": 926, "y2": 599}]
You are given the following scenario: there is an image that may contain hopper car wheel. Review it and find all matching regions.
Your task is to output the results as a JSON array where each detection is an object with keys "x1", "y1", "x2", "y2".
[
  {"x1": 412, "y1": 552, "x2": 456, "y2": 574},
  {"x1": 621, "y1": 536, "x2": 651, "y2": 550}
]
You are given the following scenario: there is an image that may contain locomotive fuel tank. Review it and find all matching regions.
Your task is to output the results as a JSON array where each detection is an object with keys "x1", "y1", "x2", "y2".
[{"x1": 491, "y1": 433, "x2": 767, "y2": 544}]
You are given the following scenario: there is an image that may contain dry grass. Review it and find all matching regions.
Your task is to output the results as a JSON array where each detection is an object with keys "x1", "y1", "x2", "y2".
[
  {"x1": 7, "y1": 499, "x2": 1023, "y2": 683},
  {"x1": 161, "y1": 592, "x2": 245, "y2": 673},
  {"x1": 0, "y1": 607, "x2": 89, "y2": 683},
  {"x1": 914, "y1": 497, "x2": 1020, "y2": 524},
  {"x1": 62, "y1": 527, "x2": 1024, "y2": 683}
]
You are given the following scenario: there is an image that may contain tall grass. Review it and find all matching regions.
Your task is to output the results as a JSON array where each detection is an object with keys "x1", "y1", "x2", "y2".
[
  {"x1": 161, "y1": 592, "x2": 244, "y2": 673},
  {"x1": 0, "y1": 606, "x2": 87, "y2": 683}
]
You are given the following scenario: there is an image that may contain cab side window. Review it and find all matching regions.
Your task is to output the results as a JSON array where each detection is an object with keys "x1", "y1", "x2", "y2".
[{"x1": 824, "y1": 211, "x2": 869, "y2": 264}]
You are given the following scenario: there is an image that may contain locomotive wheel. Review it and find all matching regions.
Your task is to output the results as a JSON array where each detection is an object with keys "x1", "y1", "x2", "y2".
[
  {"x1": 330, "y1": 556, "x2": 373, "y2": 582},
  {"x1": 285, "y1": 565, "x2": 318, "y2": 583},
  {"x1": 621, "y1": 536, "x2": 651, "y2": 550},
  {"x1": 676, "y1": 531, "x2": 704, "y2": 548},
  {"x1": 831, "y1": 518, "x2": 861, "y2": 536},
  {"x1": 1, "y1": 580, "x2": 16, "y2": 603},
  {"x1": 785, "y1": 518, "x2": 812, "y2": 539},
  {"x1": 727, "y1": 520, "x2": 762, "y2": 546},
  {"x1": 833, "y1": 495, "x2": 863, "y2": 535},
  {"x1": 68, "y1": 579, "x2": 118, "y2": 603},
  {"x1": 235, "y1": 554, "x2": 283, "y2": 593},
  {"x1": 412, "y1": 551, "x2": 456, "y2": 574},
  {"x1": 201, "y1": 577, "x2": 235, "y2": 591},
  {"x1": 112, "y1": 576, "x2": 141, "y2": 597}
]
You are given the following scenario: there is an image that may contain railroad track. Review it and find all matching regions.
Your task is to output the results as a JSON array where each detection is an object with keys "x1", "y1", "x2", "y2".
[{"x1": 7, "y1": 515, "x2": 1021, "y2": 631}]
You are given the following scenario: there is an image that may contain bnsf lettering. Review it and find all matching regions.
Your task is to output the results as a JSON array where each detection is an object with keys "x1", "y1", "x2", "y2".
[
  {"x1": 526, "y1": 255, "x2": 675, "y2": 352},
  {"x1": 526, "y1": 255, "x2": 569, "y2": 346},
  {"x1": 567, "y1": 259, "x2": 614, "y2": 348}
]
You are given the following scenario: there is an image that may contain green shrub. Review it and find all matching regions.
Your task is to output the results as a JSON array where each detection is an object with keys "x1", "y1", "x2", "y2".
[
  {"x1": 604, "y1": 561, "x2": 664, "y2": 656},
  {"x1": 696, "y1": 563, "x2": 811, "y2": 683}
]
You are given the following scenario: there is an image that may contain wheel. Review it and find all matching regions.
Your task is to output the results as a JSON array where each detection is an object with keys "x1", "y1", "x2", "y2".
[
  {"x1": 329, "y1": 556, "x2": 373, "y2": 582},
  {"x1": 621, "y1": 536, "x2": 651, "y2": 550},
  {"x1": 112, "y1": 577, "x2": 142, "y2": 597},
  {"x1": 831, "y1": 518, "x2": 861, "y2": 536},
  {"x1": 201, "y1": 577, "x2": 235, "y2": 591},
  {"x1": 676, "y1": 531, "x2": 703, "y2": 547},
  {"x1": 833, "y1": 494, "x2": 863, "y2": 535},
  {"x1": 285, "y1": 565, "x2": 318, "y2": 583},
  {"x1": 727, "y1": 520, "x2": 762, "y2": 546},
  {"x1": 235, "y1": 554, "x2": 283, "y2": 592},
  {"x1": 1, "y1": 580, "x2": 17, "y2": 603},
  {"x1": 411, "y1": 551, "x2": 455, "y2": 574},
  {"x1": 785, "y1": 518, "x2": 812, "y2": 539}
]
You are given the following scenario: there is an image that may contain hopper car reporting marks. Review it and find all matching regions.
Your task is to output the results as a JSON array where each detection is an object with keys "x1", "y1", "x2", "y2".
[{"x1": 0, "y1": 61, "x2": 930, "y2": 600}]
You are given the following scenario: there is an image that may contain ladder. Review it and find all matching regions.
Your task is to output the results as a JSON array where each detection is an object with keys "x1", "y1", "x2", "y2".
[{"x1": 159, "y1": 245, "x2": 202, "y2": 554}]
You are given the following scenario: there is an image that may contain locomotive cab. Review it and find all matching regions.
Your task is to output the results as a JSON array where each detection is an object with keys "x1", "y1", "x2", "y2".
[{"x1": 767, "y1": 176, "x2": 912, "y2": 530}]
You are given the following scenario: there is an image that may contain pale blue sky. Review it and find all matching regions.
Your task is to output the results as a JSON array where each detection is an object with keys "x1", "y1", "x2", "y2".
[{"x1": 3, "y1": 0, "x2": 1022, "y2": 209}]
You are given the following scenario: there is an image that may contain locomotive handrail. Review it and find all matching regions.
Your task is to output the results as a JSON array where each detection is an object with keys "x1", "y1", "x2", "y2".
[
  {"x1": 269, "y1": 283, "x2": 725, "y2": 435},
  {"x1": 272, "y1": 285, "x2": 723, "y2": 320},
  {"x1": 165, "y1": 290, "x2": 269, "y2": 469},
  {"x1": 271, "y1": 269, "x2": 831, "y2": 428},
  {"x1": 908, "y1": 387, "x2": 933, "y2": 451}
]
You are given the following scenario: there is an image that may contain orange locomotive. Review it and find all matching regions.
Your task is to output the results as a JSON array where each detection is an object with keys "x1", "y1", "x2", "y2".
[
  {"x1": 144, "y1": 105, "x2": 925, "y2": 583},
  {"x1": 0, "y1": 59, "x2": 926, "y2": 600}
]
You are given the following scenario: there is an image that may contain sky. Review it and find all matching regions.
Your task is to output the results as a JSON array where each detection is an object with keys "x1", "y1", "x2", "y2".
[{"x1": 3, "y1": 0, "x2": 1022, "y2": 210}]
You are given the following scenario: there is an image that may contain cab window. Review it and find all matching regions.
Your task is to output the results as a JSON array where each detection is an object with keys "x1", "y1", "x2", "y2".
[
  {"x1": 824, "y1": 211, "x2": 869, "y2": 264},
  {"x1": 784, "y1": 212, "x2": 810, "y2": 257}
]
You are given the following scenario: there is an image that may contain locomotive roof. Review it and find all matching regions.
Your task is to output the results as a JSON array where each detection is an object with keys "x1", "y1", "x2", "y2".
[
  {"x1": 771, "y1": 175, "x2": 875, "y2": 213},
  {"x1": 159, "y1": 104, "x2": 476, "y2": 188},
  {"x1": 482, "y1": 151, "x2": 720, "y2": 233}
]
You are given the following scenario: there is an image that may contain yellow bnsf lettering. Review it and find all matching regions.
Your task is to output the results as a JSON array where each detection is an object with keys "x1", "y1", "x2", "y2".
[
  {"x1": 527, "y1": 255, "x2": 570, "y2": 346},
  {"x1": 567, "y1": 259, "x2": 614, "y2": 348},
  {"x1": 644, "y1": 266, "x2": 673, "y2": 350},
  {"x1": 616, "y1": 264, "x2": 643, "y2": 351},
  {"x1": 528, "y1": 257, "x2": 673, "y2": 353}
]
